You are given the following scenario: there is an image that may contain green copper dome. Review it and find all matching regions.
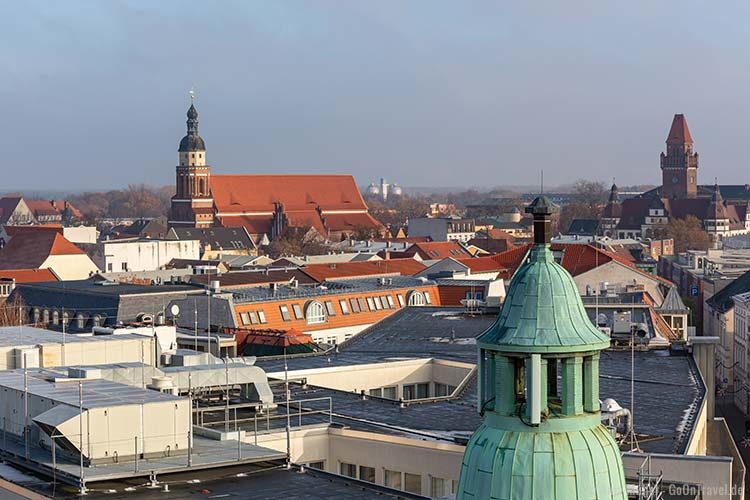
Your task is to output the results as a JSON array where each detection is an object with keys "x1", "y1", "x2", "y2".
[
  {"x1": 478, "y1": 245, "x2": 610, "y2": 354},
  {"x1": 458, "y1": 424, "x2": 627, "y2": 499},
  {"x1": 456, "y1": 197, "x2": 626, "y2": 500}
]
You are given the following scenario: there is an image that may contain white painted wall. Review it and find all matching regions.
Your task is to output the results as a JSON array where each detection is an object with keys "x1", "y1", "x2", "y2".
[
  {"x1": 63, "y1": 226, "x2": 98, "y2": 244},
  {"x1": 41, "y1": 254, "x2": 99, "y2": 280},
  {"x1": 102, "y1": 239, "x2": 200, "y2": 272}
]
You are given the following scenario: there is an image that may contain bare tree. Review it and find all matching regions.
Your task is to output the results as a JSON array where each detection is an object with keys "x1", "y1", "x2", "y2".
[
  {"x1": 667, "y1": 215, "x2": 711, "y2": 253},
  {"x1": 0, "y1": 295, "x2": 25, "y2": 327}
]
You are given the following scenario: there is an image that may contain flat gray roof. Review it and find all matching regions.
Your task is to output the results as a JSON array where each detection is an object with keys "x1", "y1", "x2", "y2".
[
  {"x1": 0, "y1": 327, "x2": 148, "y2": 348},
  {"x1": 0, "y1": 369, "x2": 181, "y2": 408}
]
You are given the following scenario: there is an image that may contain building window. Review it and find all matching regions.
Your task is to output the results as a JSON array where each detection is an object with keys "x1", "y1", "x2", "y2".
[
  {"x1": 76, "y1": 314, "x2": 85, "y2": 330},
  {"x1": 339, "y1": 300, "x2": 349, "y2": 315},
  {"x1": 404, "y1": 473, "x2": 422, "y2": 494},
  {"x1": 248, "y1": 311, "x2": 258, "y2": 325},
  {"x1": 292, "y1": 304, "x2": 303, "y2": 320},
  {"x1": 107, "y1": 263, "x2": 113, "y2": 272},
  {"x1": 257, "y1": 311, "x2": 267, "y2": 324},
  {"x1": 359, "y1": 465, "x2": 376, "y2": 483},
  {"x1": 93, "y1": 315, "x2": 102, "y2": 327},
  {"x1": 385, "y1": 470, "x2": 401, "y2": 489},
  {"x1": 407, "y1": 291, "x2": 426, "y2": 306},
  {"x1": 279, "y1": 305, "x2": 291, "y2": 321},
  {"x1": 369, "y1": 388, "x2": 382, "y2": 397},
  {"x1": 52, "y1": 311, "x2": 59, "y2": 326},
  {"x1": 62, "y1": 312, "x2": 69, "y2": 327},
  {"x1": 307, "y1": 461, "x2": 325, "y2": 470},
  {"x1": 33, "y1": 308, "x2": 40, "y2": 324},
  {"x1": 430, "y1": 477, "x2": 451, "y2": 498},
  {"x1": 386, "y1": 295, "x2": 395, "y2": 308},
  {"x1": 382, "y1": 386, "x2": 397, "y2": 400},
  {"x1": 417, "y1": 383, "x2": 429, "y2": 399},
  {"x1": 324, "y1": 301, "x2": 336, "y2": 317},
  {"x1": 366, "y1": 297, "x2": 375, "y2": 311},
  {"x1": 42, "y1": 309, "x2": 49, "y2": 324},
  {"x1": 240, "y1": 312, "x2": 250, "y2": 325},
  {"x1": 121, "y1": 262, "x2": 128, "y2": 271},
  {"x1": 305, "y1": 301, "x2": 326, "y2": 325},
  {"x1": 349, "y1": 298, "x2": 360, "y2": 313},
  {"x1": 374, "y1": 297, "x2": 384, "y2": 310},
  {"x1": 424, "y1": 292, "x2": 432, "y2": 304},
  {"x1": 397, "y1": 294, "x2": 405, "y2": 307},
  {"x1": 340, "y1": 462, "x2": 357, "y2": 478},
  {"x1": 357, "y1": 297, "x2": 367, "y2": 312},
  {"x1": 434, "y1": 383, "x2": 449, "y2": 397},
  {"x1": 403, "y1": 384, "x2": 416, "y2": 400}
]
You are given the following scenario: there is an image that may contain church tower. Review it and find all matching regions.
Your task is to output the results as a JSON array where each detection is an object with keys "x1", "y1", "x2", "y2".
[
  {"x1": 456, "y1": 196, "x2": 627, "y2": 500},
  {"x1": 169, "y1": 99, "x2": 214, "y2": 228},
  {"x1": 660, "y1": 114, "x2": 698, "y2": 198}
]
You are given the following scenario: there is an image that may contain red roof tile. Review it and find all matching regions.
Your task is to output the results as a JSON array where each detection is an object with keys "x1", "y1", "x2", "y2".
[
  {"x1": 666, "y1": 114, "x2": 693, "y2": 144},
  {"x1": 217, "y1": 215, "x2": 272, "y2": 235},
  {"x1": 323, "y1": 212, "x2": 383, "y2": 232},
  {"x1": 211, "y1": 174, "x2": 369, "y2": 213},
  {"x1": 0, "y1": 268, "x2": 58, "y2": 283},
  {"x1": 405, "y1": 241, "x2": 471, "y2": 260},
  {"x1": 0, "y1": 230, "x2": 84, "y2": 269},
  {"x1": 486, "y1": 229, "x2": 517, "y2": 241},
  {"x1": 489, "y1": 244, "x2": 532, "y2": 276},
  {"x1": 302, "y1": 259, "x2": 426, "y2": 281},
  {"x1": 456, "y1": 256, "x2": 507, "y2": 273}
]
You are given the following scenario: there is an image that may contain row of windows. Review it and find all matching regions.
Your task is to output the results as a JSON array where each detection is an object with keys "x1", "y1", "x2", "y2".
[
  {"x1": 31, "y1": 309, "x2": 102, "y2": 329},
  {"x1": 239, "y1": 310, "x2": 267, "y2": 325},
  {"x1": 368, "y1": 382, "x2": 457, "y2": 401},
  {"x1": 237, "y1": 290, "x2": 432, "y2": 327},
  {"x1": 339, "y1": 461, "x2": 455, "y2": 497}
]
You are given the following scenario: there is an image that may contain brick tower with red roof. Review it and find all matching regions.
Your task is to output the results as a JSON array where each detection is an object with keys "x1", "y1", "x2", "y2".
[{"x1": 660, "y1": 113, "x2": 699, "y2": 198}]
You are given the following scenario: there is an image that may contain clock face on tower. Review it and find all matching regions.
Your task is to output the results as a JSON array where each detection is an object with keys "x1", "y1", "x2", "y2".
[{"x1": 672, "y1": 176, "x2": 679, "y2": 184}]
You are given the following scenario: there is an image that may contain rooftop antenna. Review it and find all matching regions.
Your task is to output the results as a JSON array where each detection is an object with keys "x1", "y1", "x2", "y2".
[{"x1": 540, "y1": 170, "x2": 544, "y2": 195}]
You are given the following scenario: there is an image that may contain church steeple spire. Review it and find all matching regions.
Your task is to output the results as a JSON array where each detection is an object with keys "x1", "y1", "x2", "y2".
[{"x1": 170, "y1": 95, "x2": 213, "y2": 229}]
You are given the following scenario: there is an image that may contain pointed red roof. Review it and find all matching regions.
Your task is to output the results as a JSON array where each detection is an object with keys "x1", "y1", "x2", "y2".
[
  {"x1": 666, "y1": 114, "x2": 693, "y2": 144},
  {"x1": 0, "y1": 230, "x2": 84, "y2": 269}
]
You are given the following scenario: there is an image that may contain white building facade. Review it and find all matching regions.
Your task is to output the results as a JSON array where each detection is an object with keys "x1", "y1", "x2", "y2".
[
  {"x1": 733, "y1": 292, "x2": 750, "y2": 415},
  {"x1": 97, "y1": 238, "x2": 200, "y2": 273}
]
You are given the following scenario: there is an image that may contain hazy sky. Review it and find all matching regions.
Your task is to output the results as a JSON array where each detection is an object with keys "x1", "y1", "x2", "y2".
[{"x1": 4, "y1": 1, "x2": 750, "y2": 191}]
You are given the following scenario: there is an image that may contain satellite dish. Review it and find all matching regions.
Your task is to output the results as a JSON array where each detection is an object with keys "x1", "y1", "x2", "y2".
[{"x1": 170, "y1": 304, "x2": 180, "y2": 316}]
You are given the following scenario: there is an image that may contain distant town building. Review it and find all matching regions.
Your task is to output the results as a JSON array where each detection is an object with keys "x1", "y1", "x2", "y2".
[
  {"x1": 0, "y1": 226, "x2": 98, "y2": 280},
  {"x1": 83, "y1": 238, "x2": 201, "y2": 273},
  {"x1": 166, "y1": 227, "x2": 257, "y2": 259},
  {"x1": 168, "y1": 102, "x2": 382, "y2": 242},
  {"x1": 0, "y1": 197, "x2": 82, "y2": 226},
  {"x1": 408, "y1": 217, "x2": 476, "y2": 242},
  {"x1": 612, "y1": 114, "x2": 750, "y2": 241}
]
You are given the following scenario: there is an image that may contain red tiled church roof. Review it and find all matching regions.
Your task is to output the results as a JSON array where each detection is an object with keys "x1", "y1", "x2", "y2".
[
  {"x1": 217, "y1": 215, "x2": 272, "y2": 235},
  {"x1": 211, "y1": 174, "x2": 369, "y2": 213}
]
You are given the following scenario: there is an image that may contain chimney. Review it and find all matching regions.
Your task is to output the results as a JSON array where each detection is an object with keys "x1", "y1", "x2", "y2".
[
  {"x1": 384, "y1": 250, "x2": 390, "y2": 260},
  {"x1": 525, "y1": 196, "x2": 558, "y2": 245}
]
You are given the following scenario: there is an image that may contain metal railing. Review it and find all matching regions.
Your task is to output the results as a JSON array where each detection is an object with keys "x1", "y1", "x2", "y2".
[
  {"x1": 194, "y1": 397, "x2": 333, "y2": 444},
  {"x1": 623, "y1": 455, "x2": 663, "y2": 500}
]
